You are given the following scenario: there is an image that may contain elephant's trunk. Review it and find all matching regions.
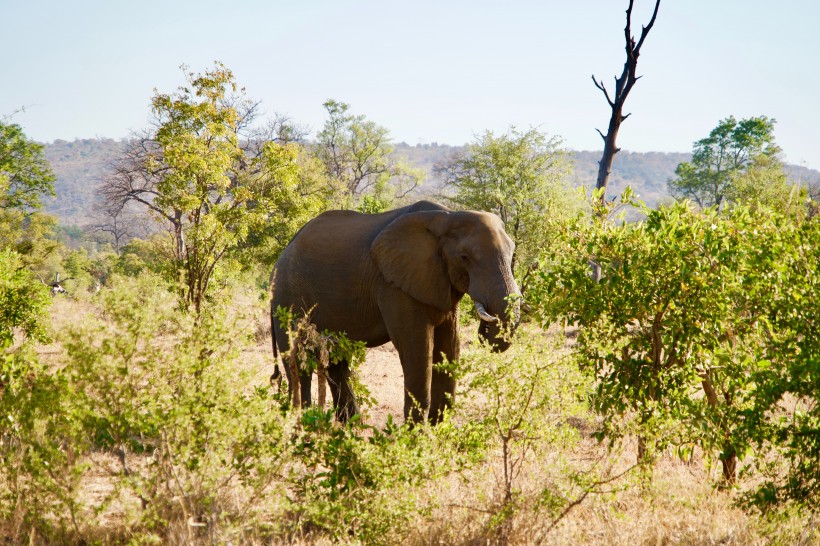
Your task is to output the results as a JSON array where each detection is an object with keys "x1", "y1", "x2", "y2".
[{"x1": 475, "y1": 276, "x2": 520, "y2": 353}]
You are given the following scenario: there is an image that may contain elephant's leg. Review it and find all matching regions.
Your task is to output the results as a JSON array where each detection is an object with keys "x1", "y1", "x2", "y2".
[
  {"x1": 379, "y1": 289, "x2": 435, "y2": 423},
  {"x1": 430, "y1": 311, "x2": 460, "y2": 424},
  {"x1": 399, "y1": 338, "x2": 433, "y2": 423},
  {"x1": 273, "y1": 321, "x2": 312, "y2": 408},
  {"x1": 283, "y1": 350, "x2": 312, "y2": 409},
  {"x1": 327, "y1": 359, "x2": 360, "y2": 422},
  {"x1": 298, "y1": 369, "x2": 312, "y2": 408}
]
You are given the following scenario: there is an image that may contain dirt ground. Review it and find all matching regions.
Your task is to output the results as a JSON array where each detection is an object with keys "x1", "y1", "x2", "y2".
[
  {"x1": 356, "y1": 344, "x2": 407, "y2": 428},
  {"x1": 251, "y1": 338, "x2": 408, "y2": 429}
]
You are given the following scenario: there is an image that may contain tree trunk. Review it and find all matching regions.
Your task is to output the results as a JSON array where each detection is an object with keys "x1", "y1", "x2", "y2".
[
  {"x1": 591, "y1": 0, "x2": 661, "y2": 207},
  {"x1": 701, "y1": 370, "x2": 737, "y2": 485},
  {"x1": 596, "y1": 105, "x2": 625, "y2": 205}
]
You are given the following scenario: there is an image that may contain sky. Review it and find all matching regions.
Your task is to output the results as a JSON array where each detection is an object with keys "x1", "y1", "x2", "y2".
[{"x1": 3, "y1": 0, "x2": 819, "y2": 169}]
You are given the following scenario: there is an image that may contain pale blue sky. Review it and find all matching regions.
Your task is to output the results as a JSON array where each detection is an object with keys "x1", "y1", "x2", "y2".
[{"x1": 3, "y1": 1, "x2": 819, "y2": 169}]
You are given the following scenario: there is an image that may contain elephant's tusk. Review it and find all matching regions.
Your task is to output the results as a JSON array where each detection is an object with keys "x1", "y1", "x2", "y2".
[{"x1": 474, "y1": 301, "x2": 499, "y2": 322}]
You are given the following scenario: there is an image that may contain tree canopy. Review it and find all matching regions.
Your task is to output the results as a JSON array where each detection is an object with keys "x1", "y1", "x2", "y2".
[
  {"x1": 0, "y1": 120, "x2": 59, "y2": 270},
  {"x1": 668, "y1": 115, "x2": 786, "y2": 209},
  {"x1": 315, "y1": 99, "x2": 423, "y2": 211},
  {"x1": 438, "y1": 127, "x2": 579, "y2": 291},
  {"x1": 101, "y1": 64, "x2": 331, "y2": 313},
  {"x1": 0, "y1": 121, "x2": 56, "y2": 212}
]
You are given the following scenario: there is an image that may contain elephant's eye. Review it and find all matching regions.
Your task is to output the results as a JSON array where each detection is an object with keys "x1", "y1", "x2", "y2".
[{"x1": 460, "y1": 254, "x2": 470, "y2": 264}]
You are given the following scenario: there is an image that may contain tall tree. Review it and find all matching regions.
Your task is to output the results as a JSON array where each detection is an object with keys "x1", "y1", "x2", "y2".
[
  {"x1": 315, "y1": 99, "x2": 423, "y2": 209},
  {"x1": 0, "y1": 121, "x2": 56, "y2": 212},
  {"x1": 437, "y1": 127, "x2": 578, "y2": 292},
  {"x1": 668, "y1": 115, "x2": 783, "y2": 209},
  {"x1": 0, "y1": 120, "x2": 59, "y2": 268},
  {"x1": 101, "y1": 63, "x2": 308, "y2": 313},
  {"x1": 592, "y1": 0, "x2": 661, "y2": 206}
]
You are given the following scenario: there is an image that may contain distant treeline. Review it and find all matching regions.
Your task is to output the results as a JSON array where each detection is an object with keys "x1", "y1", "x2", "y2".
[{"x1": 42, "y1": 138, "x2": 820, "y2": 226}]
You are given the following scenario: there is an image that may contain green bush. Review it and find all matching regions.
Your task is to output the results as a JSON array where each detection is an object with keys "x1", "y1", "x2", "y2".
[
  {"x1": 60, "y1": 274, "x2": 293, "y2": 542},
  {"x1": 532, "y1": 197, "x2": 820, "y2": 505},
  {"x1": 286, "y1": 411, "x2": 427, "y2": 543},
  {"x1": 450, "y1": 325, "x2": 589, "y2": 540},
  {"x1": 0, "y1": 249, "x2": 51, "y2": 345},
  {"x1": 0, "y1": 250, "x2": 88, "y2": 543},
  {"x1": 736, "y1": 215, "x2": 820, "y2": 513}
]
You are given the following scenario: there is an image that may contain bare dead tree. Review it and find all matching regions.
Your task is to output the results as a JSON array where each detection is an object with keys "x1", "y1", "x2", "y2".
[
  {"x1": 98, "y1": 133, "x2": 188, "y2": 257},
  {"x1": 592, "y1": 0, "x2": 661, "y2": 206},
  {"x1": 89, "y1": 200, "x2": 136, "y2": 254}
]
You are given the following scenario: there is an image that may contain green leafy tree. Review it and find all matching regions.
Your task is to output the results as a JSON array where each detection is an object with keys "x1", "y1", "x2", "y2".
[
  {"x1": 0, "y1": 120, "x2": 59, "y2": 268},
  {"x1": 239, "y1": 141, "x2": 343, "y2": 267},
  {"x1": 0, "y1": 121, "x2": 56, "y2": 211},
  {"x1": 315, "y1": 99, "x2": 423, "y2": 208},
  {"x1": 727, "y1": 153, "x2": 800, "y2": 212},
  {"x1": 438, "y1": 127, "x2": 579, "y2": 292},
  {"x1": 0, "y1": 249, "x2": 51, "y2": 346},
  {"x1": 532, "y1": 201, "x2": 793, "y2": 484},
  {"x1": 102, "y1": 63, "x2": 311, "y2": 313},
  {"x1": 668, "y1": 115, "x2": 784, "y2": 209},
  {"x1": 0, "y1": 250, "x2": 86, "y2": 543},
  {"x1": 737, "y1": 214, "x2": 820, "y2": 512}
]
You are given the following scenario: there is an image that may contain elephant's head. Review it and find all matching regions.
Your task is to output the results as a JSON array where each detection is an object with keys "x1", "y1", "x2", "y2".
[{"x1": 372, "y1": 208, "x2": 520, "y2": 351}]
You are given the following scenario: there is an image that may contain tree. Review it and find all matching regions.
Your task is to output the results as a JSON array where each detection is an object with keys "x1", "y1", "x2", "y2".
[
  {"x1": 0, "y1": 249, "x2": 51, "y2": 347},
  {"x1": 592, "y1": 0, "x2": 661, "y2": 206},
  {"x1": 0, "y1": 120, "x2": 59, "y2": 269},
  {"x1": 728, "y1": 154, "x2": 798, "y2": 211},
  {"x1": 0, "y1": 121, "x2": 56, "y2": 212},
  {"x1": 235, "y1": 141, "x2": 343, "y2": 267},
  {"x1": 89, "y1": 201, "x2": 138, "y2": 255},
  {"x1": 668, "y1": 115, "x2": 783, "y2": 209},
  {"x1": 101, "y1": 63, "x2": 307, "y2": 313},
  {"x1": 738, "y1": 213, "x2": 820, "y2": 512},
  {"x1": 532, "y1": 202, "x2": 795, "y2": 484},
  {"x1": 315, "y1": 99, "x2": 423, "y2": 208},
  {"x1": 437, "y1": 127, "x2": 578, "y2": 292}
]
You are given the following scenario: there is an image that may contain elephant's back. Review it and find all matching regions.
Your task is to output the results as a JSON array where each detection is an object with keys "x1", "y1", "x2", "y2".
[
  {"x1": 270, "y1": 200, "x2": 450, "y2": 340},
  {"x1": 278, "y1": 200, "x2": 448, "y2": 261},
  {"x1": 270, "y1": 209, "x2": 390, "y2": 335}
]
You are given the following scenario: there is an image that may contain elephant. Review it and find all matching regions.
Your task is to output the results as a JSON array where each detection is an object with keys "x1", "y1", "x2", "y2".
[{"x1": 270, "y1": 200, "x2": 520, "y2": 424}]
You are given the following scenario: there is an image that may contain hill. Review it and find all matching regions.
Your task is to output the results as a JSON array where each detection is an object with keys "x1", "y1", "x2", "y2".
[
  {"x1": 42, "y1": 138, "x2": 127, "y2": 225},
  {"x1": 42, "y1": 139, "x2": 820, "y2": 226}
]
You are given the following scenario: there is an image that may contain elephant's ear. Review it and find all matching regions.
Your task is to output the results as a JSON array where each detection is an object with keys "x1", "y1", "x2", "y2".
[{"x1": 371, "y1": 211, "x2": 452, "y2": 311}]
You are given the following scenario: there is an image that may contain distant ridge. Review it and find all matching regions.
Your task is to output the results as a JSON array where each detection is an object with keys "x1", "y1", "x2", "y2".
[{"x1": 41, "y1": 139, "x2": 820, "y2": 226}]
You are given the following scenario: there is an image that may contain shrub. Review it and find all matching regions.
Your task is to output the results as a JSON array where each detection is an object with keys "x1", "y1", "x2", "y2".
[
  {"x1": 0, "y1": 248, "x2": 51, "y2": 345},
  {"x1": 446, "y1": 325, "x2": 590, "y2": 541},
  {"x1": 531, "y1": 200, "x2": 788, "y2": 484},
  {"x1": 0, "y1": 250, "x2": 87, "y2": 543},
  {"x1": 61, "y1": 274, "x2": 293, "y2": 542}
]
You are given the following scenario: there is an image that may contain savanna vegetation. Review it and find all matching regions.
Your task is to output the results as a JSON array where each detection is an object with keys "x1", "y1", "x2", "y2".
[{"x1": 2, "y1": 58, "x2": 820, "y2": 546}]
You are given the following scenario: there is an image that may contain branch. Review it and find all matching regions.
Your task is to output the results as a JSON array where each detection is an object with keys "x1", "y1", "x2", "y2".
[
  {"x1": 545, "y1": 463, "x2": 638, "y2": 535},
  {"x1": 625, "y1": 0, "x2": 636, "y2": 59},
  {"x1": 635, "y1": 0, "x2": 662, "y2": 53},
  {"x1": 595, "y1": 128, "x2": 607, "y2": 142},
  {"x1": 591, "y1": 75, "x2": 615, "y2": 107}
]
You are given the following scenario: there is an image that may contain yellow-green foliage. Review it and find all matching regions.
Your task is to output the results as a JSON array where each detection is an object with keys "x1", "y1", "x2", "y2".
[
  {"x1": 534, "y1": 195, "x2": 820, "y2": 509},
  {"x1": 0, "y1": 249, "x2": 51, "y2": 345},
  {"x1": 439, "y1": 127, "x2": 584, "y2": 292}
]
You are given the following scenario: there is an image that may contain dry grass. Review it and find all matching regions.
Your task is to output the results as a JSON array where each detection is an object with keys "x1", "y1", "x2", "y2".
[{"x1": 18, "y1": 295, "x2": 814, "y2": 545}]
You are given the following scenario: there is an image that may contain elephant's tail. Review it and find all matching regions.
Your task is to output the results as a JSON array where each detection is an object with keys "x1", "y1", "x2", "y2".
[
  {"x1": 270, "y1": 336, "x2": 282, "y2": 383},
  {"x1": 269, "y1": 286, "x2": 283, "y2": 385}
]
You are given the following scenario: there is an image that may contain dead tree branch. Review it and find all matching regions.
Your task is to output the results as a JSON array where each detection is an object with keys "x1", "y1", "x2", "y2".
[{"x1": 592, "y1": 0, "x2": 661, "y2": 206}]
